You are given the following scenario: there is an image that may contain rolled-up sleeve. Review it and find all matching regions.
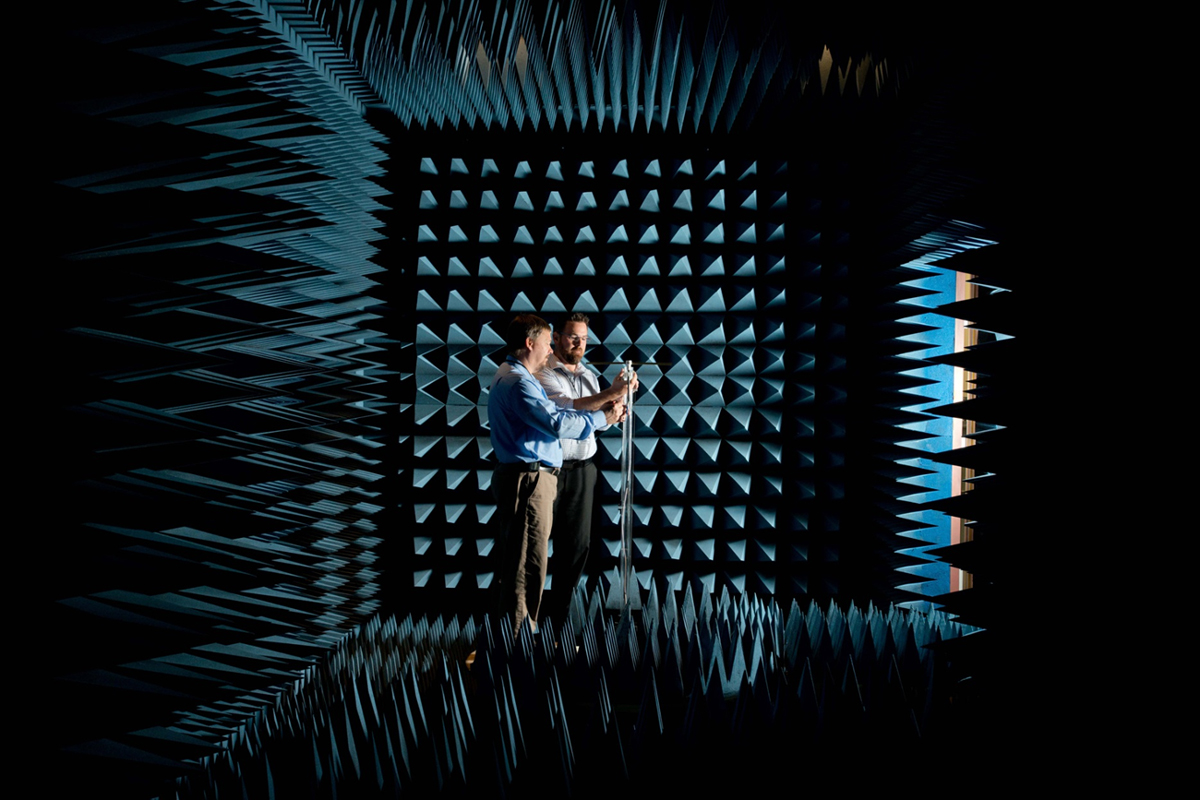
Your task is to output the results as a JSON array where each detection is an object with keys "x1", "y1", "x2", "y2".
[{"x1": 516, "y1": 378, "x2": 602, "y2": 440}]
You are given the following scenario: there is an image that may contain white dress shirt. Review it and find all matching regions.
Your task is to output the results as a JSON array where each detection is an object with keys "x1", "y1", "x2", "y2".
[{"x1": 538, "y1": 353, "x2": 611, "y2": 461}]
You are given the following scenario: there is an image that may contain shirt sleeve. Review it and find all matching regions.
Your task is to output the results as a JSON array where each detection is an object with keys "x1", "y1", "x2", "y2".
[
  {"x1": 537, "y1": 368, "x2": 574, "y2": 410},
  {"x1": 517, "y1": 376, "x2": 603, "y2": 440}
]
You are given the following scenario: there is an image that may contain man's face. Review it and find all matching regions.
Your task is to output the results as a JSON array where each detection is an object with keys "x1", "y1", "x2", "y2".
[
  {"x1": 528, "y1": 328, "x2": 553, "y2": 371},
  {"x1": 553, "y1": 321, "x2": 589, "y2": 366}
]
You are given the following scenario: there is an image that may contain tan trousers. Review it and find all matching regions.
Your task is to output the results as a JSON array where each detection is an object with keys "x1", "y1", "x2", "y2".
[{"x1": 493, "y1": 466, "x2": 557, "y2": 634}]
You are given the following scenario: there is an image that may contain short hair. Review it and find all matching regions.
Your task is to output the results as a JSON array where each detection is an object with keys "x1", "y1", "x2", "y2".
[
  {"x1": 504, "y1": 314, "x2": 550, "y2": 354},
  {"x1": 560, "y1": 312, "x2": 590, "y2": 330}
]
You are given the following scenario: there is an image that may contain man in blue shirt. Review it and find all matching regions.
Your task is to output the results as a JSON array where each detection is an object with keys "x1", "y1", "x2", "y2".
[{"x1": 489, "y1": 314, "x2": 624, "y2": 635}]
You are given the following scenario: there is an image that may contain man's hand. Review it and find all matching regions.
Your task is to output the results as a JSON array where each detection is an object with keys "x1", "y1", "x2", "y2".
[
  {"x1": 613, "y1": 369, "x2": 639, "y2": 395},
  {"x1": 603, "y1": 399, "x2": 627, "y2": 425}
]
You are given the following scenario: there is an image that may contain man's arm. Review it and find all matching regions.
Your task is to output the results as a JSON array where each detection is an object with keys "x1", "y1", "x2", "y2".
[
  {"x1": 515, "y1": 377, "x2": 605, "y2": 441},
  {"x1": 566, "y1": 370, "x2": 638, "y2": 412}
]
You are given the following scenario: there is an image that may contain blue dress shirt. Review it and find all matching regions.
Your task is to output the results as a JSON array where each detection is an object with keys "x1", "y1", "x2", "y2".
[{"x1": 489, "y1": 357, "x2": 604, "y2": 467}]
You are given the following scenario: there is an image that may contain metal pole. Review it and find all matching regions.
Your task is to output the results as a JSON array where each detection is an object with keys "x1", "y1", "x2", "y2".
[{"x1": 619, "y1": 359, "x2": 634, "y2": 608}]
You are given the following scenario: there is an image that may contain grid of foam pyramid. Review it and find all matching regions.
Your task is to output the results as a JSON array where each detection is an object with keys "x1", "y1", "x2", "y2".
[{"x1": 390, "y1": 129, "x2": 932, "y2": 614}]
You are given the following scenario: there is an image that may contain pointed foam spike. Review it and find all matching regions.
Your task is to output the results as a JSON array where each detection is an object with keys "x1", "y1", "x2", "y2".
[
  {"x1": 662, "y1": 437, "x2": 689, "y2": 459},
  {"x1": 481, "y1": 158, "x2": 499, "y2": 177},
  {"x1": 514, "y1": 191, "x2": 534, "y2": 211},
  {"x1": 638, "y1": 225, "x2": 659, "y2": 244},
  {"x1": 514, "y1": 226, "x2": 535, "y2": 245},
  {"x1": 692, "y1": 406, "x2": 720, "y2": 431},
  {"x1": 577, "y1": 191, "x2": 597, "y2": 211},
  {"x1": 771, "y1": 191, "x2": 787, "y2": 209},
  {"x1": 738, "y1": 162, "x2": 757, "y2": 180},
  {"x1": 545, "y1": 191, "x2": 564, "y2": 210},
  {"x1": 544, "y1": 226, "x2": 563, "y2": 243},
  {"x1": 670, "y1": 225, "x2": 691, "y2": 245},
  {"x1": 695, "y1": 535, "x2": 715, "y2": 555},
  {"x1": 762, "y1": 322, "x2": 786, "y2": 342},
  {"x1": 728, "y1": 472, "x2": 751, "y2": 494},
  {"x1": 766, "y1": 288, "x2": 787, "y2": 308},
  {"x1": 479, "y1": 257, "x2": 503, "y2": 279},
  {"x1": 639, "y1": 255, "x2": 660, "y2": 275},
  {"x1": 726, "y1": 539, "x2": 746, "y2": 560},
  {"x1": 666, "y1": 289, "x2": 693, "y2": 312},
  {"x1": 481, "y1": 190, "x2": 499, "y2": 209},
  {"x1": 767, "y1": 223, "x2": 785, "y2": 242},
  {"x1": 512, "y1": 258, "x2": 534, "y2": 278},
  {"x1": 728, "y1": 328, "x2": 755, "y2": 349},
  {"x1": 635, "y1": 289, "x2": 662, "y2": 313},
  {"x1": 740, "y1": 190, "x2": 757, "y2": 210},
  {"x1": 666, "y1": 324, "x2": 694, "y2": 346},
  {"x1": 511, "y1": 291, "x2": 535, "y2": 311},
  {"x1": 737, "y1": 224, "x2": 756, "y2": 244},
  {"x1": 706, "y1": 161, "x2": 726, "y2": 180},
  {"x1": 604, "y1": 322, "x2": 632, "y2": 343},
  {"x1": 731, "y1": 289, "x2": 757, "y2": 311},
  {"x1": 545, "y1": 257, "x2": 563, "y2": 275},
  {"x1": 702, "y1": 256, "x2": 724, "y2": 276},
  {"x1": 608, "y1": 225, "x2": 628, "y2": 243},
  {"x1": 703, "y1": 224, "x2": 724, "y2": 244},
  {"x1": 450, "y1": 189, "x2": 468, "y2": 208},
  {"x1": 546, "y1": 161, "x2": 563, "y2": 181},
  {"x1": 694, "y1": 440, "x2": 720, "y2": 462},
  {"x1": 734, "y1": 255, "x2": 756, "y2": 276},
  {"x1": 767, "y1": 256, "x2": 786, "y2": 275},
  {"x1": 479, "y1": 225, "x2": 499, "y2": 243},
  {"x1": 420, "y1": 157, "x2": 437, "y2": 174},
  {"x1": 608, "y1": 255, "x2": 629, "y2": 275},
  {"x1": 543, "y1": 292, "x2": 566, "y2": 312},
  {"x1": 633, "y1": 437, "x2": 659, "y2": 459},
  {"x1": 449, "y1": 257, "x2": 469, "y2": 276},
  {"x1": 576, "y1": 225, "x2": 595, "y2": 243},
  {"x1": 450, "y1": 157, "x2": 468, "y2": 174},
  {"x1": 417, "y1": 256, "x2": 438, "y2": 275},
  {"x1": 604, "y1": 290, "x2": 631, "y2": 312},
  {"x1": 673, "y1": 189, "x2": 692, "y2": 211},
  {"x1": 613, "y1": 159, "x2": 629, "y2": 178},
  {"x1": 708, "y1": 189, "x2": 725, "y2": 210},
  {"x1": 579, "y1": 161, "x2": 595, "y2": 177},
  {"x1": 663, "y1": 471, "x2": 688, "y2": 492},
  {"x1": 447, "y1": 290, "x2": 472, "y2": 311},
  {"x1": 576, "y1": 257, "x2": 596, "y2": 275},
  {"x1": 417, "y1": 224, "x2": 436, "y2": 241},
  {"x1": 478, "y1": 289, "x2": 504, "y2": 311},
  {"x1": 416, "y1": 290, "x2": 441, "y2": 311},
  {"x1": 449, "y1": 225, "x2": 468, "y2": 242},
  {"x1": 698, "y1": 325, "x2": 725, "y2": 345},
  {"x1": 640, "y1": 190, "x2": 660, "y2": 212},
  {"x1": 698, "y1": 290, "x2": 726, "y2": 313},
  {"x1": 514, "y1": 160, "x2": 532, "y2": 178},
  {"x1": 419, "y1": 190, "x2": 437, "y2": 208},
  {"x1": 696, "y1": 472, "x2": 720, "y2": 494},
  {"x1": 609, "y1": 190, "x2": 629, "y2": 210},
  {"x1": 669, "y1": 255, "x2": 692, "y2": 275},
  {"x1": 753, "y1": 507, "x2": 776, "y2": 528},
  {"x1": 575, "y1": 290, "x2": 599, "y2": 312}
]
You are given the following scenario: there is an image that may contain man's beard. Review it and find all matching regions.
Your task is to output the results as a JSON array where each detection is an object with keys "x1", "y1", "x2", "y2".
[{"x1": 557, "y1": 347, "x2": 583, "y2": 366}]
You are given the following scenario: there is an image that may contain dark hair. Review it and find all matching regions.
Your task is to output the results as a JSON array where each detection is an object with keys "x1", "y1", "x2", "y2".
[
  {"x1": 560, "y1": 312, "x2": 590, "y2": 329},
  {"x1": 505, "y1": 314, "x2": 550, "y2": 354}
]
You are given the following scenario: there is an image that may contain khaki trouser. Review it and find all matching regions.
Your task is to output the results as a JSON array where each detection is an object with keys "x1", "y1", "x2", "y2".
[{"x1": 493, "y1": 465, "x2": 557, "y2": 634}]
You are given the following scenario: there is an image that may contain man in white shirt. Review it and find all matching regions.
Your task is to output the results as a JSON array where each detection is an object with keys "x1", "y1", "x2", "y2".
[{"x1": 537, "y1": 313, "x2": 637, "y2": 631}]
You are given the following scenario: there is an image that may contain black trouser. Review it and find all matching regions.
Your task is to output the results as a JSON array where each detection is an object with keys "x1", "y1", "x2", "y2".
[{"x1": 542, "y1": 458, "x2": 596, "y2": 631}]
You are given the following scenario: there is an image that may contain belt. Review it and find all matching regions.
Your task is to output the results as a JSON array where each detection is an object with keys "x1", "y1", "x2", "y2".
[
  {"x1": 498, "y1": 461, "x2": 561, "y2": 476},
  {"x1": 561, "y1": 457, "x2": 593, "y2": 471}
]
